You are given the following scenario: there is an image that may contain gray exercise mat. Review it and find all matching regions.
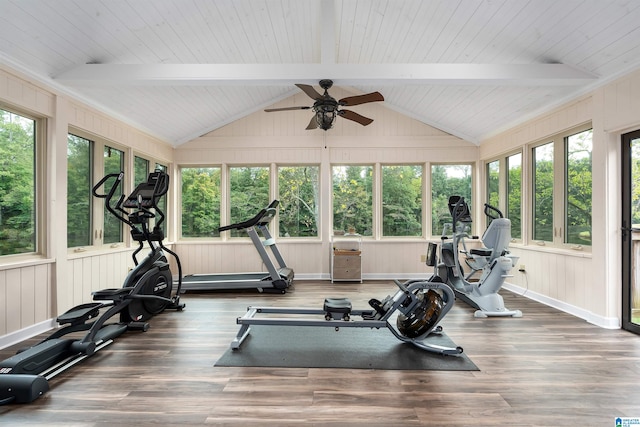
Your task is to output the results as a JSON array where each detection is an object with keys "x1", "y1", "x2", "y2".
[{"x1": 215, "y1": 325, "x2": 477, "y2": 371}]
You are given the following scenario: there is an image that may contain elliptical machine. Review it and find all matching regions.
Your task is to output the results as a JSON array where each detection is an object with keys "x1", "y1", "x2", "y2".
[
  {"x1": 437, "y1": 195, "x2": 522, "y2": 318},
  {"x1": 0, "y1": 170, "x2": 184, "y2": 404}
]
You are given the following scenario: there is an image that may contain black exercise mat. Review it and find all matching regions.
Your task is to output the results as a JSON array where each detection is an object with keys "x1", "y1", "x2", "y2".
[{"x1": 215, "y1": 325, "x2": 477, "y2": 371}]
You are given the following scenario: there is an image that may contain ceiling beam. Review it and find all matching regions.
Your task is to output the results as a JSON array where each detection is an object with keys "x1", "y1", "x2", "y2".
[{"x1": 54, "y1": 63, "x2": 597, "y2": 86}]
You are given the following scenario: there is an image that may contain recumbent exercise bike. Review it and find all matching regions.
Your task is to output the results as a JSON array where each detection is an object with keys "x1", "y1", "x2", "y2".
[
  {"x1": 436, "y1": 195, "x2": 522, "y2": 318},
  {"x1": 0, "y1": 170, "x2": 185, "y2": 404}
]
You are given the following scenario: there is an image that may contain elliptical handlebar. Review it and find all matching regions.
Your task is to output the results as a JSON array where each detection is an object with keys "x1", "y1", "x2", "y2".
[
  {"x1": 483, "y1": 203, "x2": 504, "y2": 220},
  {"x1": 92, "y1": 172, "x2": 131, "y2": 227}
]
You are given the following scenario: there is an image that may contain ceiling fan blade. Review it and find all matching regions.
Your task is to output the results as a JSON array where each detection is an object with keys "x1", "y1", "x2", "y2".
[
  {"x1": 339, "y1": 109, "x2": 374, "y2": 126},
  {"x1": 296, "y1": 84, "x2": 323, "y2": 100},
  {"x1": 305, "y1": 115, "x2": 319, "y2": 130},
  {"x1": 339, "y1": 91, "x2": 384, "y2": 106},
  {"x1": 264, "y1": 106, "x2": 311, "y2": 112}
]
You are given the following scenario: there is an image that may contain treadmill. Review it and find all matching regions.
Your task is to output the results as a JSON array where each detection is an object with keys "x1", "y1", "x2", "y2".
[{"x1": 181, "y1": 200, "x2": 294, "y2": 293}]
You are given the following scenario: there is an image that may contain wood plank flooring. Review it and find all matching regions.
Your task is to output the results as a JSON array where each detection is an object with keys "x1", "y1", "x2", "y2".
[{"x1": 1, "y1": 280, "x2": 639, "y2": 426}]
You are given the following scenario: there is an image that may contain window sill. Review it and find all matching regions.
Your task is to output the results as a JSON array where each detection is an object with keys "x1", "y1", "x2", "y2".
[{"x1": 0, "y1": 255, "x2": 55, "y2": 271}]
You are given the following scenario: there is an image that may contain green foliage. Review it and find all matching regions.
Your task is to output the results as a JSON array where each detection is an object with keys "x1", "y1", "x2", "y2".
[
  {"x1": 566, "y1": 130, "x2": 592, "y2": 244},
  {"x1": 533, "y1": 143, "x2": 554, "y2": 241},
  {"x1": 67, "y1": 134, "x2": 92, "y2": 247},
  {"x1": 431, "y1": 165, "x2": 472, "y2": 235},
  {"x1": 632, "y1": 139, "x2": 640, "y2": 225},
  {"x1": 0, "y1": 110, "x2": 35, "y2": 255},
  {"x1": 382, "y1": 165, "x2": 422, "y2": 236},
  {"x1": 278, "y1": 166, "x2": 319, "y2": 237},
  {"x1": 507, "y1": 154, "x2": 522, "y2": 239},
  {"x1": 103, "y1": 146, "x2": 124, "y2": 244},
  {"x1": 229, "y1": 167, "x2": 270, "y2": 237},
  {"x1": 487, "y1": 161, "x2": 499, "y2": 212},
  {"x1": 181, "y1": 167, "x2": 221, "y2": 237},
  {"x1": 332, "y1": 165, "x2": 373, "y2": 236}
]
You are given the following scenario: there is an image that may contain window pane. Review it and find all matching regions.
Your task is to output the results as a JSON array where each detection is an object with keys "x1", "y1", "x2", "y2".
[
  {"x1": 566, "y1": 129, "x2": 592, "y2": 245},
  {"x1": 154, "y1": 163, "x2": 168, "y2": 235},
  {"x1": 332, "y1": 165, "x2": 373, "y2": 236},
  {"x1": 431, "y1": 164, "x2": 472, "y2": 236},
  {"x1": 67, "y1": 134, "x2": 92, "y2": 247},
  {"x1": 382, "y1": 165, "x2": 422, "y2": 237},
  {"x1": 487, "y1": 160, "x2": 500, "y2": 209},
  {"x1": 278, "y1": 166, "x2": 319, "y2": 237},
  {"x1": 135, "y1": 156, "x2": 149, "y2": 185},
  {"x1": 533, "y1": 143, "x2": 554, "y2": 241},
  {"x1": 229, "y1": 166, "x2": 270, "y2": 237},
  {"x1": 103, "y1": 146, "x2": 124, "y2": 244},
  {"x1": 507, "y1": 153, "x2": 522, "y2": 239},
  {"x1": 181, "y1": 167, "x2": 221, "y2": 238},
  {"x1": 0, "y1": 109, "x2": 36, "y2": 255}
]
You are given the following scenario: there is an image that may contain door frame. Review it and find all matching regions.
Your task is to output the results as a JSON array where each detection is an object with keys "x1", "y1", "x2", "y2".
[{"x1": 621, "y1": 129, "x2": 640, "y2": 334}]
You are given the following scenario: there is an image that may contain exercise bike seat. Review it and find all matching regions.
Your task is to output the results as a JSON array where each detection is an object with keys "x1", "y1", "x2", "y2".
[
  {"x1": 323, "y1": 298, "x2": 352, "y2": 314},
  {"x1": 469, "y1": 248, "x2": 493, "y2": 257}
]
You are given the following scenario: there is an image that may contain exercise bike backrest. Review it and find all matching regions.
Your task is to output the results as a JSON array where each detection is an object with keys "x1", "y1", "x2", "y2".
[{"x1": 479, "y1": 203, "x2": 512, "y2": 260}]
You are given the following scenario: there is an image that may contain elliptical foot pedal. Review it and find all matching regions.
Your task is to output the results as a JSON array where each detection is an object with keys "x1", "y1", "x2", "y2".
[{"x1": 323, "y1": 298, "x2": 352, "y2": 320}]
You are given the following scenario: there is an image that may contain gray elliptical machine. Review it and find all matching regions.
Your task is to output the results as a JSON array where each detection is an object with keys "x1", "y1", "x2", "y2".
[{"x1": 437, "y1": 195, "x2": 522, "y2": 318}]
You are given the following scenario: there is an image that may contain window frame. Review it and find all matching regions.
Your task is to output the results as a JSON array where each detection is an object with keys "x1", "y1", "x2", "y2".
[
  {"x1": 0, "y1": 104, "x2": 44, "y2": 260},
  {"x1": 528, "y1": 123, "x2": 593, "y2": 251},
  {"x1": 430, "y1": 163, "x2": 474, "y2": 238},
  {"x1": 179, "y1": 165, "x2": 223, "y2": 239},
  {"x1": 381, "y1": 164, "x2": 424, "y2": 238},
  {"x1": 331, "y1": 164, "x2": 375, "y2": 238},
  {"x1": 276, "y1": 164, "x2": 321, "y2": 239},
  {"x1": 66, "y1": 127, "x2": 131, "y2": 252}
]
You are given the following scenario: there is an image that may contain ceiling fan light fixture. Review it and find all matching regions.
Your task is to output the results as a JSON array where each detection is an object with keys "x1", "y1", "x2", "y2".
[{"x1": 316, "y1": 107, "x2": 336, "y2": 130}]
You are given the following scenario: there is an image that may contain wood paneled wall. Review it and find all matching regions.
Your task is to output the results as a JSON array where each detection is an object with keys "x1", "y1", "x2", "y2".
[{"x1": 0, "y1": 65, "x2": 173, "y2": 346}]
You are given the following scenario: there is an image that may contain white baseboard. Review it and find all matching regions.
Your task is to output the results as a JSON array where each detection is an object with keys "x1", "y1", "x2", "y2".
[
  {"x1": 503, "y1": 283, "x2": 620, "y2": 329},
  {"x1": 0, "y1": 318, "x2": 56, "y2": 350}
]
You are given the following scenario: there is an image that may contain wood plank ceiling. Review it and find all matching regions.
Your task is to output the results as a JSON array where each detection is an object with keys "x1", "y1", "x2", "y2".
[{"x1": 1, "y1": 0, "x2": 640, "y2": 146}]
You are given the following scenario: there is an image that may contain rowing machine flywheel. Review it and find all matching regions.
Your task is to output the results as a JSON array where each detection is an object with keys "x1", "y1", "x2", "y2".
[{"x1": 396, "y1": 289, "x2": 444, "y2": 338}]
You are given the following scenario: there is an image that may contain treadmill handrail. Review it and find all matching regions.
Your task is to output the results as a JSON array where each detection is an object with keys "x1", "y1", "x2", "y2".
[{"x1": 218, "y1": 200, "x2": 280, "y2": 232}]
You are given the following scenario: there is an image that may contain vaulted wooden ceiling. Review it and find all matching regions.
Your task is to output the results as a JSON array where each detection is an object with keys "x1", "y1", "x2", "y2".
[{"x1": 1, "y1": 0, "x2": 639, "y2": 146}]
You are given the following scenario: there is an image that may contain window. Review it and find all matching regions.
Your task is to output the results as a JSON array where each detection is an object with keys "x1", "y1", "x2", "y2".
[
  {"x1": 431, "y1": 164, "x2": 472, "y2": 236},
  {"x1": 507, "y1": 153, "x2": 522, "y2": 240},
  {"x1": 332, "y1": 165, "x2": 373, "y2": 236},
  {"x1": 533, "y1": 142, "x2": 554, "y2": 242},
  {"x1": 278, "y1": 166, "x2": 319, "y2": 237},
  {"x1": 531, "y1": 126, "x2": 592, "y2": 247},
  {"x1": 181, "y1": 167, "x2": 221, "y2": 238},
  {"x1": 486, "y1": 160, "x2": 500, "y2": 210},
  {"x1": 67, "y1": 130, "x2": 129, "y2": 249},
  {"x1": 229, "y1": 166, "x2": 270, "y2": 237},
  {"x1": 103, "y1": 146, "x2": 124, "y2": 244},
  {"x1": 134, "y1": 155, "x2": 149, "y2": 186},
  {"x1": 565, "y1": 129, "x2": 592, "y2": 245},
  {"x1": 0, "y1": 108, "x2": 37, "y2": 256},
  {"x1": 67, "y1": 134, "x2": 93, "y2": 248},
  {"x1": 382, "y1": 165, "x2": 422, "y2": 237}
]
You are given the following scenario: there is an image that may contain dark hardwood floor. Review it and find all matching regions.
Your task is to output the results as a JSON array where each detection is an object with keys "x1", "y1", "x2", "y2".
[{"x1": 1, "y1": 280, "x2": 639, "y2": 426}]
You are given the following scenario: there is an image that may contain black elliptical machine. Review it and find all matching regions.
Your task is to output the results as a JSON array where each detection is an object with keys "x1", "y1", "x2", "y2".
[{"x1": 0, "y1": 170, "x2": 184, "y2": 404}]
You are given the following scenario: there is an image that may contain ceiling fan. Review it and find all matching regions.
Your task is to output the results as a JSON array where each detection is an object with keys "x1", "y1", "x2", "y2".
[{"x1": 264, "y1": 79, "x2": 384, "y2": 131}]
